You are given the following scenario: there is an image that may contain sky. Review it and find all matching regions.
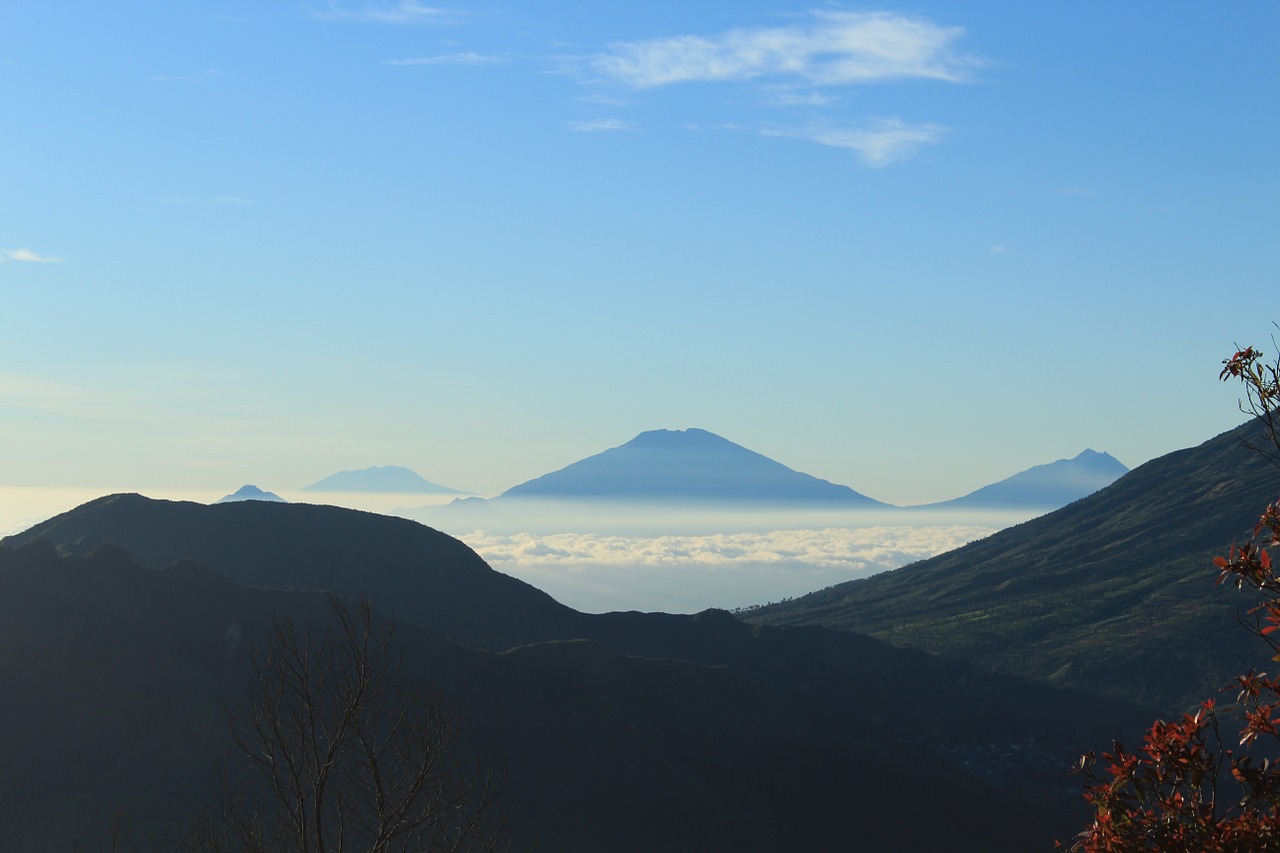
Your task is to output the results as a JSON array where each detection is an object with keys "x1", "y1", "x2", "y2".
[{"x1": 2, "y1": 1, "x2": 1277, "y2": 507}]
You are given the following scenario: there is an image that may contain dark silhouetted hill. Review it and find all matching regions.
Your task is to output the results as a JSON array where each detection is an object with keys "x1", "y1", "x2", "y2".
[
  {"x1": 2, "y1": 494, "x2": 575, "y2": 652},
  {"x1": 0, "y1": 536, "x2": 1151, "y2": 851},
  {"x1": 500, "y1": 428, "x2": 886, "y2": 506},
  {"x1": 748, "y1": 419, "x2": 1280, "y2": 711}
]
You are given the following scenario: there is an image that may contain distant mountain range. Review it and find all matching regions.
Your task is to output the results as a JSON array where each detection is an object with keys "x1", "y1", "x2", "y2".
[
  {"x1": 499, "y1": 428, "x2": 886, "y2": 506},
  {"x1": 919, "y1": 449, "x2": 1128, "y2": 509},
  {"x1": 303, "y1": 465, "x2": 465, "y2": 494},
  {"x1": 215, "y1": 484, "x2": 285, "y2": 503},
  {"x1": 422, "y1": 429, "x2": 1124, "y2": 526}
]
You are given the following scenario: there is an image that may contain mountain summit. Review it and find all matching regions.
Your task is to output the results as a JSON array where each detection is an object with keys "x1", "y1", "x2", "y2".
[
  {"x1": 500, "y1": 428, "x2": 886, "y2": 506},
  {"x1": 923, "y1": 448, "x2": 1129, "y2": 509},
  {"x1": 215, "y1": 484, "x2": 285, "y2": 503},
  {"x1": 303, "y1": 465, "x2": 464, "y2": 494}
]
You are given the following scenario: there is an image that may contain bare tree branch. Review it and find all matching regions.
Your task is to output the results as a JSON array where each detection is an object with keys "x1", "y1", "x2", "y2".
[{"x1": 196, "y1": 595, "x2": 503, "y2": 853}]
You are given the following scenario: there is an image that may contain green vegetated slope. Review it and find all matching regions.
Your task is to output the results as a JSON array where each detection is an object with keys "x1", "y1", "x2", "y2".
[
  {"x1": 0, "y1": 500, "x2": 1155, "y2": 851},
  {"x1": 748, "y1": 419, "x2": 1280, "y2": 711}
]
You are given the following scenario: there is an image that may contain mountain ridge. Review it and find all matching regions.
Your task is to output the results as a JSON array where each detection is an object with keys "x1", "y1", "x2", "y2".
[{"x1": 747, "y1": 418, "x2": 1278, "y2": 710}]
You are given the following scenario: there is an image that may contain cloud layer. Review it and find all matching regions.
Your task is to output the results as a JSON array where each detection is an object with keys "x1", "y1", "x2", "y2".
[
  {"x1": 463, "y1": 524, "x2": 993, "y2": 571},
  {"x1": 461, "y1": 524, "x2": 996, "y2": 613}
]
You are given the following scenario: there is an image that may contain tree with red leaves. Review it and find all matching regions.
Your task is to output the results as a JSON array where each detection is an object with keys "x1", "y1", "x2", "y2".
[{"x1": 1068, "y1": 343, "x2": 1280, "y2": 852}]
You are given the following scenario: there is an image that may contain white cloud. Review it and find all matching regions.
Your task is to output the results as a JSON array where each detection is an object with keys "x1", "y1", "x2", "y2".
[
  {"x1": 385, "y1": 52, "x2": 505, "y2": 66},
  {"x1": 593, "y1": 11, "x2": 975, "y2": 89},
  {"x1": 764, "y1": 118, "x2": 943, "y2": 166},
  {"x1": 2, "y1": 248, "x2": 61, "y2": 263},
  {"x1": 765, "y1": 89, "x2": 839, "y2": 108},
  {"x1": 567, "y1": 118, "x2": 638, "y2": 133},
  {"x1": 990, "y1": 244, "x2": 1012, "y2": 255},
  {"x1": 310, "y1": 1, "x2": 458, "y2": 24},
  {"x1": 462, "y1": 525, "x2": 993, "y2": 571}
]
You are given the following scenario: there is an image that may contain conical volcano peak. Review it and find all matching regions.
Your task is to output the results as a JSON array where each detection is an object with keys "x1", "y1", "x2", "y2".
[
  {"x1": 624, "y1": 428, "x2": 739, "y2": 449},
  {"x1": 501, "y1": 428, "x2": 885, "y2": 506}
]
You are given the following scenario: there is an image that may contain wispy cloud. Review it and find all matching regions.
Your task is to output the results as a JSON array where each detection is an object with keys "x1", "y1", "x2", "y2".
[
  {"x1": 593, "y1": 11, "x2": 975, "y2": 89},
  {"x1": 463, "y1": 525, "x2": 993, "y2": 570},
  {"x1": 765, "y1": 88, "x2": 839, "y2": 108},
  {"x1": 385, "y1": 52, "x2": 505, "y2": 67},
  {"x1": 990, "y1": 244, "x2": 1012, "y2": 255},
  {"x1": 567, "y1": 118, "x2": 638, "y2": 133},
  {"x1": 2, "y1": 248, "x2": 61, "y2": 263},
  {"x1": 159, "y1": 195, "x2": 253, "y2": 206},
  {"x1": 764, "y1": 118, "x2": 944, "y2": 166},
  {"x1": 310, "y1": 1, "x2": 459, "y2": 24}
]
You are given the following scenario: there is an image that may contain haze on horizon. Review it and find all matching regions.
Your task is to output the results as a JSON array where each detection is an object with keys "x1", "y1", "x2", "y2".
[{"x1": 1, "y1": 2, "x2": 1275, "y2": 508}]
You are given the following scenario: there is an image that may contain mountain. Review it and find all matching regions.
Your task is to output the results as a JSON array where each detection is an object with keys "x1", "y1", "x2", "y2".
[
  {"x1": 921, "y1": 449, "x2": 1129, "y2": 509},
  {"x1": 747, "y1": 418, "x2": 1279, "y2": 711},
  {"x1": 303, "y1": 465, "x2": 465, "y2": 494},
  {"x1": 3, "y1": 494, "x2": 577, "y2": 652},
  {"x1": 500, "y1": 428, "x2": 886, "y2": 506},
  {"x1": 0, "y1": 493, "x2": 1160, "y2": 849},
  {"x1": 214, "y1": 484, "x2": 285, "y2": 503}
]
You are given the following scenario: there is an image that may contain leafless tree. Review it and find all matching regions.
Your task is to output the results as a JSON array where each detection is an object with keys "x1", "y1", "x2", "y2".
[{"x1": 184, "y1": 596, "x2": 503, "y2": 853}]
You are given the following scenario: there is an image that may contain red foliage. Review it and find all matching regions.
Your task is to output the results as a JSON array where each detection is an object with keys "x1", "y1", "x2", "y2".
[{"x1": 1066, "y1": 346, "x2": 1280, "y2": 852}]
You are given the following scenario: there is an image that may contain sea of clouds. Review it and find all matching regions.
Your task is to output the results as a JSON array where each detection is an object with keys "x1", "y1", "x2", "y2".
[{"x1": 460, "y1": 524, "x2": 997, "y2": 613}]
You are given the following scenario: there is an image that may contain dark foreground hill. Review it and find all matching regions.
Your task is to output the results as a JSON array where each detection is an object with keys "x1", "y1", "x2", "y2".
[
  {"x1": 748, "y1": 418, "x2": 1280, "y2": 711},
  {"x1": 4, "y1": 493, "x2": 579, "y2": 652},
  {"x1": 1, "y1": 499, "x2": 1156, "y2": 851}
]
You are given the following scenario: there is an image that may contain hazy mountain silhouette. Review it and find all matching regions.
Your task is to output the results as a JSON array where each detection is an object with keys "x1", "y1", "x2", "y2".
[
  {"x1": 500, "y1": 428, "x2": 886, "y2": 506},
  {"x1": 303, "y1": 465, "x2": 465, "y2": 494},
  {"x1": 214, "y1": 484, "x2": 285, "y2": 503},
  {"x1": 748, "y1": 418, "x2": 1278, "y2": 711},
  {"x1": 920, "y1": 449, "x2": 1129, "y2": 509}
]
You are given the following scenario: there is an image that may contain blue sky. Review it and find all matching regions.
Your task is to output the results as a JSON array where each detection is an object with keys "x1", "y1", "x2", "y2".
[{"x1": 1, "y1": 1, "x2": 1276, "y2": 504}]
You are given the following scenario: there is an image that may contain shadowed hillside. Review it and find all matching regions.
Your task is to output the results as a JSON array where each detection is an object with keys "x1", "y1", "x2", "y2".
[
  {"x1": 748, "y1": 418, "x2": 1280, "y2": 711},
  {"x1": 0, "y1": 496, "x2": 1164, "y2": 850},
  {"x1": 3, "y1": 494, "x2": 580, "y2": 652},
  {"x1": 0, "y1": 538, "x2": 1151, "y2": 851}
]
